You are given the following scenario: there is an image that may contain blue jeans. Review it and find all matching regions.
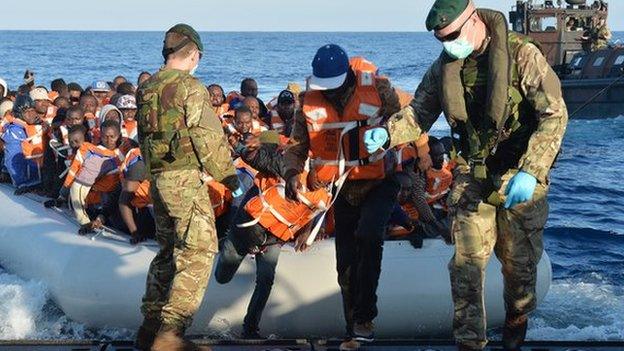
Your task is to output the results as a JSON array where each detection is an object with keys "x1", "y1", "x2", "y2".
[{"x1": 214, "y1": 209, "x2": 282, "y2": 332}]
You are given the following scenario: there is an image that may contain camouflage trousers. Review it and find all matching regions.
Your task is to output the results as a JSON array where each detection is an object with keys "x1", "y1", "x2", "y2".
[
  {"x1": 140, "y1": 169, "x2": 218, "y2": 332},
  {"x1": 448, "y1": 166, "x2": 549, "y2": 350}
]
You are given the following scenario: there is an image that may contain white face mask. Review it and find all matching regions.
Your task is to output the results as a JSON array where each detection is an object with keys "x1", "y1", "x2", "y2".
[{"x1": 443, "y1": 37, "x2": 475, "y2": 59}]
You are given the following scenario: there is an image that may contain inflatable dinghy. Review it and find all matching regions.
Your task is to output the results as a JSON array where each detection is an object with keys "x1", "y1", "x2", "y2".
[{"x1": 0, "y1": 184, "x2": 552, "y2": 338}]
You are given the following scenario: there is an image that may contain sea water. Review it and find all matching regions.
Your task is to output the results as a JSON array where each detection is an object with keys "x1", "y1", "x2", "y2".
[{"x1": 0, "y1": 31, "x2": 623, "y2": 341}]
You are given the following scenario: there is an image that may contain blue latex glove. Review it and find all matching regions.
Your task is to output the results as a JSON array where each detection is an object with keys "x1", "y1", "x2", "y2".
[
  {"x1": 232, "y1": 187, "x2": 244, "y2": 198},
  {"x1": 504, "y1": 171, "x2": 537, "y2": 209},
  {"x1": 363, "y1": 128, "x2": 389, "y2": 154}
]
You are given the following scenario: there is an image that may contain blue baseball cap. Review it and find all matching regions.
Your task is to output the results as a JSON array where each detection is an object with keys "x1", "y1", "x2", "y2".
[
  {"x1": 309, "y1": 44, "x2": 349, "y2": 91},
  {"x1": 91, "y1": 80, "x2": 111, "y2": 92}
]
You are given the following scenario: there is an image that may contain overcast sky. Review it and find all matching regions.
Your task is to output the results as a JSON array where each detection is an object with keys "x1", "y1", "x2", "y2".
[{"x1": 1, "y1": 0, "x2": 622, "y2": 31}]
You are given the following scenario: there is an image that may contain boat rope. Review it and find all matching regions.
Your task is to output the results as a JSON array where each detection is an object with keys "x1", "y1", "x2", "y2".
[
  {"x1": 569, "y1": 68, "x2": 624, "y2": 118},
  {"x1": 13, "y1": 187, "x2": 158, "y2": 247}
]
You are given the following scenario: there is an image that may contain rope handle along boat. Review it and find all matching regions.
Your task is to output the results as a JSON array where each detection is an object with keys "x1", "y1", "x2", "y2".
[{"x1": 22, "y1": 191, "x2": 159, "y2": 247}]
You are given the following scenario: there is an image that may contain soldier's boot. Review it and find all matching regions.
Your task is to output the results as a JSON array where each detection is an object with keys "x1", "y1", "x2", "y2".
[
  {"x1": 134, "y1": 318, "x2": 161, "y2": 351},
  {"x1": 151, "y1": 325, "x2": 212, "y2": 351},
  {"x1": 502, "y1": 313, "x2": 528, "y2": 351}
]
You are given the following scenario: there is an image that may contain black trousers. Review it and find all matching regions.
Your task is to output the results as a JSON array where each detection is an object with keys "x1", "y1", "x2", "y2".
[
  {"x1": 334, "y1": 176, "x2": 400, "y2": 335},
  {"x1": 214, "y1": 187, "x2": 282, "y2": 332}
]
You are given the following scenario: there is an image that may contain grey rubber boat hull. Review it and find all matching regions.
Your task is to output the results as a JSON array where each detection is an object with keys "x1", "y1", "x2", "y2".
[{"x1": 0, "y1": 185, "x2": 552, "y2": 338}]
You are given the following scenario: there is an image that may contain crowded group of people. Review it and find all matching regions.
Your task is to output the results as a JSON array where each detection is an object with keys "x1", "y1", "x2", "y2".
[
  {"x1": 0, "y1": 0, "x2": 569, "y2": 350},
  {"x1": 0, "y1": 46, "x2": 452, "y2": 344}
]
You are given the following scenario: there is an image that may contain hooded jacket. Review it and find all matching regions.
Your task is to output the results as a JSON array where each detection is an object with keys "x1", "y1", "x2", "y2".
[
  {"x1": 0, "y1": 78, "x2": 8, "y2": 98},
  {"x1": 99, "y1": 104, "x2": 123, "y2": 125}
]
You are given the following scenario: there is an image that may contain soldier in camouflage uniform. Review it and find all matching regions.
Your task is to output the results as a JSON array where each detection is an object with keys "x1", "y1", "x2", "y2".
[
  {"x1": 364, "y1": 1, "x2": 568, "y2": 350},
  {"x1": 591, "y1": 18, "x2": 611, "y2": 51},
  {"x1": 134, "y1": 24, "x2": 241, "y2": 351}
]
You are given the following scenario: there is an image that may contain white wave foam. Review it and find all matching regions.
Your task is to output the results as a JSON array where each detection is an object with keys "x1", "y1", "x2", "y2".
[
  {"x1": 2, "y1": 268, "x2": 623, "y2": 341},
  {"x1": 0, "y1": 270, "x2": 48, "y2": 339},
  {"x1": 0, "y1": 269, "x2": 133, "y2": 340},
  {"x1": 529, "y1": 278, "x2": 624, "y2": 340}
]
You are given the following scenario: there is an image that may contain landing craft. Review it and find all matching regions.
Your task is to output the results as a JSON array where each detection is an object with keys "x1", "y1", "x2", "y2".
[{"x1": 509, "y1": 0, "x2": 624, "y2": 118}]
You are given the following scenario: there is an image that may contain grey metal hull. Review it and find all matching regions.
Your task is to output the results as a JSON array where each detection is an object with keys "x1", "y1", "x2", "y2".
[{"x1": 562, "y1": 78, "x2": 624, "y2": 119}]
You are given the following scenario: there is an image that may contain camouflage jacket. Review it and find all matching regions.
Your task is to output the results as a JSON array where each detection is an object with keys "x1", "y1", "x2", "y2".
[
  {"x1": 387, "y1": 12, "x2": 568, "y2": 184},
  {"x1": 137, "y1": 68, "x2": 237, "y2": 187}
]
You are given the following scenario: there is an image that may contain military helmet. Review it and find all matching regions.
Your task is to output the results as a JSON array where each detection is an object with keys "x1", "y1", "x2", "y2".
[
  {"x1": 162, "y1": 23, "x2": 203, "y2": 60},
  {"x1": 12, "y1": 94, "x2": 35, "y2": 118},
  {"x1": 426, "y1": 0, "x2": 471, "y2": 31}
]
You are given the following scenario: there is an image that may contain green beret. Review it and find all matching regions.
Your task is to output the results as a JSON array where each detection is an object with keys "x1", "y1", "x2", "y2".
[
  {"x1": 165, "y1": 23, "x2": 203, "y2": 53},
  {"x1": 426, "y1": 0, "x2": 470, "y2": 31}
]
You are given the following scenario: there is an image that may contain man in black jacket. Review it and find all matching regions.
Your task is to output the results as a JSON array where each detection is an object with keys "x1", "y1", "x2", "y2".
[{"x1": 214, "y1": 136, "x2": 313, "y2": 339}]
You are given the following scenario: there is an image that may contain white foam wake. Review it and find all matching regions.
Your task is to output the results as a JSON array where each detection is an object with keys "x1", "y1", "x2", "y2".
[
  {"x1": 2, "y1": 265, "x2": 623, "y2": 341},
  {"x1": 528, "y1": 276, "x2": 624, "y2": 340},
  {"x1": 0, "y1": 270, "x2": 51, "y2": 339},
  {"x1": 0, "y1": 269, "x2": 133, "y2": 340}
]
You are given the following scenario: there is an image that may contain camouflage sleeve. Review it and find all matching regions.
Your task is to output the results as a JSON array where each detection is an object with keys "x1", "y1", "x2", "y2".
[
  {"x1": 516, "y1": 43, "x2": 568, "y2": 183},
  {"x1": 184, "y1": 78, "x2": 238, "y2": 187},
  {"x1": 386, "y1": 59, "x2": 443, "y2": 148},
  {"x1": 282, "y1": 108, "x2": 310, "y2": 179}
]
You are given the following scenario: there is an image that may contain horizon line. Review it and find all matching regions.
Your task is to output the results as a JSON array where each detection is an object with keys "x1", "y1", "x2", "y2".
[{"x1": 0, "y1": 28, "x2": 428, "y2": 33}]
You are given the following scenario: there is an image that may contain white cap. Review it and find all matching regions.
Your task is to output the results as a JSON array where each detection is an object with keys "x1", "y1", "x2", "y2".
[
  {"x1": 30, "y1": 87, "x2": 52, "y2": 101},
  {"x1": 0, "y1": 100, "x2": 14, "y2": 117},
  {"x1": 0, "y1": 78, "x2": 7, "y2": 98},
  {"x1": 116, "y1": 94, "x2": 137, "y2": 109}
]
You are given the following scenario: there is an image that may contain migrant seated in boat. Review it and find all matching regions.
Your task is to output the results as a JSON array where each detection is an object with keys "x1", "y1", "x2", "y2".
[
  {"x1": 387, "y1": 136, "x2": 454, "y2": 248},
  {"x1": 1, "y1": 95, "x2": 46, "y2": 194},
  {"x1": 53, "y1": 120, "x2": 127, "y2": 235}
]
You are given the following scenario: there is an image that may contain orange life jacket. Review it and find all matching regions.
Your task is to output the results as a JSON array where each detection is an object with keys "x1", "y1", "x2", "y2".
[
  {"x1": 42, "y1": 105, "x2": 57, "y2": 126},
  {"x1": 121, "y1": 119, "x2": 138, "y2": 141},
  {"x1": 241, "y1": 172, "x2": 332, "y2": 242},
  {"x1": 4, "y1": 115, "x2": 47, "y2": 167},
  {"x1": 214, "y1": 103, "x2": 230, "y2": 118},
  {"x1": 225, "y1": 91, "x2": 244, "y2": 105},
  {"x1": 395, "y1": 88, "x2": 414, "y2": 108},
  {"x1": 302, "y1": 57, "x2": 387, "y2": 183},
  {"x1": 269, "y1": 110, "x2": 286, "y2": 133},
  {"x1": 22, "y1": 124, "x2": 46, "y2": 166},
  {"x1": 387, "y1": 202, "x2": 420, "y2": 238},
  {"x1": 63, "y1": 142, "x2": 123, "y2": 190},
  {"x1": 206, "y1": 179, "x2": 232, "y2": 218},
  {"x1": 425, "y1": 166, "x2": 453, "y2": 206},
  {"x1": 48, "y1": 91, "x2": 59, "y2": 102},
  {"x1": 120, "y1": 148, "x2": 151, "y2": 209},
  {"x1": 395, "y1": 143, "x2": 418, "y2": 172}
]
